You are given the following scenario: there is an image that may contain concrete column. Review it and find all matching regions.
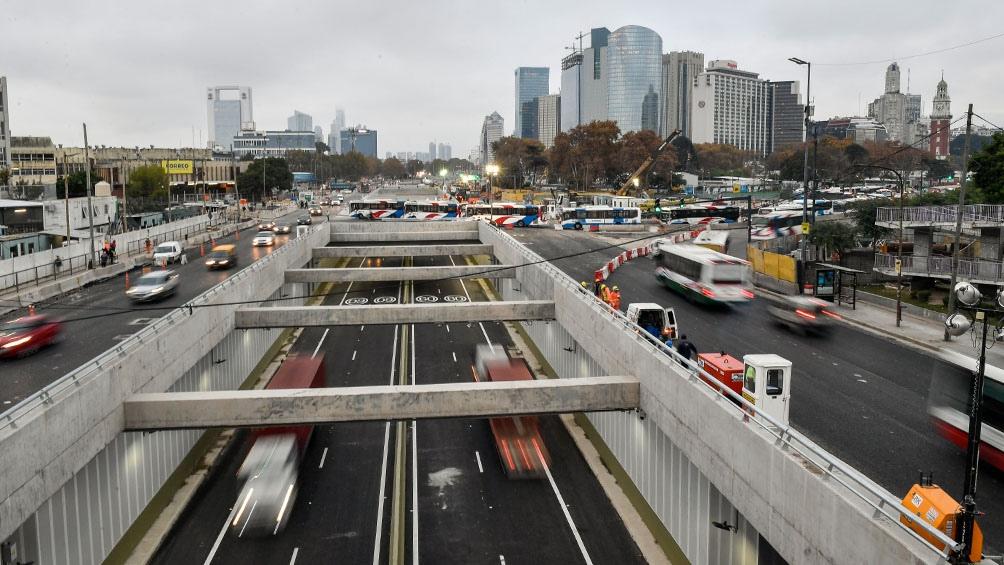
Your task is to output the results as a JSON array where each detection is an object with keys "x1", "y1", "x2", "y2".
[
  {"x1": 912, "y1": 227, "x2": 932, "y2": 275},
  {"x1": 978, "y1": 227, "x2": 1001, "y2": 261}
]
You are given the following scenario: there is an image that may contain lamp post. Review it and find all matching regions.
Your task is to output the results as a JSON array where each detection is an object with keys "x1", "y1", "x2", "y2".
[
  {"x1": 943, "y1": 282, "x2": 1004, "y2": 563},
  {"x1": 789, "y1": 57, "x2": 811, "y2": 292},
  {"x1": 82, "y1": 123, "x2": 96, "y2": 269},
  {"x1": 485, "y1": 163, "x2": 500, "y2": 224},
  {"x1": 856, "y1": 164, "x2": 906, "y2": 326}
]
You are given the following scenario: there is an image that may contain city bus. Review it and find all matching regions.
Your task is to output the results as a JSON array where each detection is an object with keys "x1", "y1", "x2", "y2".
[
  {"x1": 654, "y1": 242, "x2": 754, "y2": 305},
  {"x1": 928, "y1": 361, "x2": 1004, "y2": 471},
  {"x1": 402, "y1": 200, "x2": 459, "y2": 220},
  {"x1": 667, "y1": 204, "x2": 741, "y2": 226},
  {"x1": 559, "y1": 205, "x2": 642, "y2": 230},
  {"x1": 348, "y1": 199, "x2": 405, "y2": 219},
  {"x1": 750, "y1": 211, "x2": 804, "y2": 240},
  {"x1": 462, "y1": 203, "x2": 541, "y2": 227}
]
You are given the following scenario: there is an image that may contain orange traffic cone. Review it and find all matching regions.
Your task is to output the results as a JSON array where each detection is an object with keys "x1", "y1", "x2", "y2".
[
  {"x1": 28, "y1": 304, "x2": 36, "y2": 316},
  {"x1": 125, "y1": 271, "x2": 131, "y2": 290},
  {"x1": 200, "y1": 243, "x2": 205, "y2": 257}
]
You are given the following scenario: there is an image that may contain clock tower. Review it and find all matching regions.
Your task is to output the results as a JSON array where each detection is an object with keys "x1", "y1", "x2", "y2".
[{"x1": 929, "y1": 74, "x2": 951, "y2": 159}]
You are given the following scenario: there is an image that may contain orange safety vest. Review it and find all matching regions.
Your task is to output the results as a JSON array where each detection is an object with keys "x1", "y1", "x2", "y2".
[{"x1": 610, "y1": 291, "x2": 621, "y2": 310}]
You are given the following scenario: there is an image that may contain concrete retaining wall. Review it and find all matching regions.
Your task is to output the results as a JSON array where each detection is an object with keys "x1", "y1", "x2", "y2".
[
  {"x1": 480, "y1": 223, "x2": 939, "y2": 565},
  {"x1": 0, "y1": 224, "x2": 330, "y2": 558}
]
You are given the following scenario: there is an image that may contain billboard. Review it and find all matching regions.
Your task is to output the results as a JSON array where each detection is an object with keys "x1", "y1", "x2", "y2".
[{"x1": 160, "y1": 160, "x2": 194, "y2": 174}]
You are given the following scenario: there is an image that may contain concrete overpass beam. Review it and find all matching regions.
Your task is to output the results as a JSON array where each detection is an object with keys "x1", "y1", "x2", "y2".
[
  {"x1": 235, "y1": 300, "x2": 555, "y2": 327},
  {"x1": 123, "y1": 376, "x2": 641, "y2": 429},
  {"x1": 284, "y1": 264, "x2": 518, "y2": 283},
  {"x1": 329, "y1": 231, "x2": 479, "y2": 243},
  {"x1": 312, "y1": 244, "x2": 494, "y2": 258}
]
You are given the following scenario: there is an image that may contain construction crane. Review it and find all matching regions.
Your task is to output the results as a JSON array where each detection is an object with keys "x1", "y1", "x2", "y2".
[{"x1": 615, "y1": 129, "x2": 682, "y2": 197}]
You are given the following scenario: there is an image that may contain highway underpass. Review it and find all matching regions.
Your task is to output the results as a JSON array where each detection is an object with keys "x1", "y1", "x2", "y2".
[{"x1": 0, "y1": 212, "x2": 964, "y2": 565}]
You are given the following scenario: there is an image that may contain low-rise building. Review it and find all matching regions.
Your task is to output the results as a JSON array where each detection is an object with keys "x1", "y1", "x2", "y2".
[{"x1": 233, "y1": 130, "x2": 316, "y2": 159}]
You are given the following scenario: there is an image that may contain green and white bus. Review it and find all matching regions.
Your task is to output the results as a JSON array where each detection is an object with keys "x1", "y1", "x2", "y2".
[{"x1": 654, "y1": 242, "x2": 754, "y2": 305}]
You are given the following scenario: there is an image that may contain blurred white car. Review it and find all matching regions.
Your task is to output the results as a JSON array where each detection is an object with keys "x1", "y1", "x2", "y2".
[{"x1": 253, "y1": 231, "x2": 276, "y2": 246}]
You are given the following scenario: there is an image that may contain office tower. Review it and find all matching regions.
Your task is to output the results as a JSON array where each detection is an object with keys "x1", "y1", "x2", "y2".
[
  {"x1": 480, "y1": 111, "x2": 504, "y2": 165},
  {"x1": 437, "y1": 142, "x2": 452, "y2": 161},
  {"x1": 287, "y1": 110, "x2": 313, "y2": 132},
  {"x1": 867, "y1": 62, "x2": 923, "y2": 144},
  {"x1": 560, "y1": 51, "x2": 583, "y2": 132},
  {"x1": 0, "y1": 77, "x2": 10, "y2": 169},
  {"x1": 339, "y1": 126, "x2": 377, "y2": 157},
  {"x1": 429, "y1": 142, "x2": 437, "y2": 161},
  {"x1": 521, "y1": 98, "x2": 539, "y2": 141},
  {"x1": 206, "y1": 85, "x2": 253, "y2": 151},
  {"x1": 580, "y1": 27, "x2": 610, "y2": 126},
  {"x1": 690, "y1": 60, "x2": 771, "y2": 155},
  {"x1": 314, "y1": 126, "x2": 323, "y2": 142},
  {"x1": 386, "y1": 151, "x2": 394, "y2": 159},
  {"x1": 641, "y1": 86, "x2": 659, "y2": 132},
  {"x1": 514, "y1": 67, "x2": 549, "y2": 138},
  {"x1": 606, "y1": 25, "x2": 663, "y2": 134},
  {"x1": 537, "y1": 94, "x2": 561, "y2": 148},
  {"x1": 660, "y1": 51, "x2": 704, "y2": 137},
  {"x1": 768, "y1": 81, "x2": 804, "y2": 152},
  {"x1": 332, "y1": 108, "x2": 346, "y2": 154},
  {"x1": 929, "y1": 75, "x2": 952, "y2": 159}
]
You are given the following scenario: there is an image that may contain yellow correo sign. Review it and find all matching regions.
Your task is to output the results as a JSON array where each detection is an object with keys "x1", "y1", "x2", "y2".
[{"x1": 161, "y1": 160, "x2": 193, "y2": 174}]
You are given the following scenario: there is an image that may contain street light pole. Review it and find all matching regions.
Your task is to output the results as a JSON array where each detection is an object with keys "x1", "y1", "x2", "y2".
[
  {"x1": 83, "y1": 123, "x2": 96, "y2": 269},
  {"x1": 945, "y1": 104, "x2": 973, "y2": 341},
  {"x1": 944, "y1": 283, "x2": 1003, "y2": 563},
  {"x1": 859, "y1": 164, "x2": 906, "y2": 327},
  {"x1": 789, "y1": 57, "x2": 811, "y2": 292}
]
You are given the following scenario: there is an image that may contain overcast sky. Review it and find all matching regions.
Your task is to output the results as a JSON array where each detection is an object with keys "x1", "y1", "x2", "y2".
[{"x1": 4, "y1": 0, "x2": 1002, "y2": 158}]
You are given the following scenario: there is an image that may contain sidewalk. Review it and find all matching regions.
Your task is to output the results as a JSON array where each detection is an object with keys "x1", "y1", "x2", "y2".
[{"x1": 828, "y1": 292, "x2": 1004, "y2": 373}]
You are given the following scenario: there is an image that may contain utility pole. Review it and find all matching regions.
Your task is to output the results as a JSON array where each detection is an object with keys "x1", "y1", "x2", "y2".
[
  {"x1": 945, "y1": 104, "x2": 973, "y2": 341},
  {"x1": 789, "y1": 57, "x2": 811, "y2": 292},
  {"x1": 83, "y1": 123, "x2": 96, "y2": 269},
  {"x1": 59, "y1": 145, "x2": 70, "y2": 244}
]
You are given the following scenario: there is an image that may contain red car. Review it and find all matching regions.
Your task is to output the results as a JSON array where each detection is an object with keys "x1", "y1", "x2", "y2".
[{"x1": 0, "y1": 315, "x2": 63, "y2": 358}]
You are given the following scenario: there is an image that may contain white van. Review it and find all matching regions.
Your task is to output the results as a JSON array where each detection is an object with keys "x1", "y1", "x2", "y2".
[{"x1": 153, "y1": 241, "x2": 184, "y2": 264}]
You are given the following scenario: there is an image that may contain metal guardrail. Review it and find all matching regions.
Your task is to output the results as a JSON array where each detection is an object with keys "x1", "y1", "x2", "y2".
[
  {"x1": 875, "y1": 253, "x2": 1004, "y2": 282},
  {"x1": 877, "y1": 204, "x2": 1004, "y2": 226},
  {"x1": 485, "y1": 225, "x2": 958, "y2": 558},
  {"x1": 0, "y1": 222, "x2": 325, "y2": 435}
]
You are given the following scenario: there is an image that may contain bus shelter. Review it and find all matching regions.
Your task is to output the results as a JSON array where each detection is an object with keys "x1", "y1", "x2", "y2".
[{"x1": 812, "y1": 263, "x2": 863, "y2": 309}]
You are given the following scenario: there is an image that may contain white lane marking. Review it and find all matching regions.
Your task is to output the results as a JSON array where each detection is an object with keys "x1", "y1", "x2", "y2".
[
  {"x1": 289, "y1": 547, "x2": 299, "y2": 565},
  {"x1": 319, "y1": 447, "x2": 329, "y2": 469},
  {"x1": 237, "y1": 500, "x2": 258, "y2": 538},
  {"x1": 411, "y1": 323, "x2": 419, "y2": 565},
  {"x1": 311, "y1": 329, "x2": 329, "y2": 359},
  {"x1": 203, "y1": 497, "x2": 241, "y2": 564},
  {"x1": 449, "y1": 256, "x2": 494, "y2": 352},
  {"x1": 475, "y1": 451, "x2": 484, "y2": 473},
  {"x1": 499, "y1": 555, "x2": 506, "y2": 565},
  {"x1": 372, "y1": 283, "x2": 403, "y2": 565},
  {"x1": 352, "y1": 350, "x2": 357, "y2": 361},
  {"x1": 445, "y1": 324, "x2": 450, "y2": 333},
  {"x1": 543, "y1": 460, "x2": 593, "y2": 564},
  {"x1": 360, "y1": 325, "x2": 365, "y2": 332},
  {"x1": 337, "y1": 259, "x2": 364, "y2": 306},
  {"x1": 452, "y1": 352, "x2": 457, "y2": 363}
]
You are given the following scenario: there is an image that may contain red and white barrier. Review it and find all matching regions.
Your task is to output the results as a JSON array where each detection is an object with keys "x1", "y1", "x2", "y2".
[{"x1": 593, "y1": 229, "x2": 700, "y2": 282}]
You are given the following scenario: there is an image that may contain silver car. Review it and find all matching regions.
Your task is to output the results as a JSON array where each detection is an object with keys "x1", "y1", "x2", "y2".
[
  {"x1": 252, "y1": 231, "x2": 276, "y2": 246},
  {"x1": 126, "y1": 270, "x2": 180, "y2": 302},
  {"x1": 766, "y1": 296, "x2": 841, "y2": 334}
]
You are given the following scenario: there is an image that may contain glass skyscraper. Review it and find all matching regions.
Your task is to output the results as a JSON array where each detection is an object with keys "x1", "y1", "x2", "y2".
[
  {"x1": 606, "y1": 25, "x2": 662, "y2": 134},
  {"x1": 514, "y1": 67, "x2": 549, "y2": 138}
]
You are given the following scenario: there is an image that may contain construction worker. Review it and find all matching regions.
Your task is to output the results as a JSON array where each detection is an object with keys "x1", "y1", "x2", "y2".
[
  {"x1": 600, "y1": 284, "x2": 611, "y2": 305},
  {"x1": 609, "y1": 285, "x2": 622, "y2": 311},
  {"x1": 579, "y1": 281, "x2": 590, "y2": 294},
  {"x1": 593, "y1": 273, "x2": 603, "y2": 296}
]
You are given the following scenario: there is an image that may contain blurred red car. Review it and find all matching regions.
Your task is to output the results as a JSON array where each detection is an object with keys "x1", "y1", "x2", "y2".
[{"x1": 0, "y1": 315, "x2": 63, "y2": 358}]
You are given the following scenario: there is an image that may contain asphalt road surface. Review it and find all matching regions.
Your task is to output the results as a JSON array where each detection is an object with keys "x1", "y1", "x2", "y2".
[
  {"x1": 154, "y1": 248, "x2": 644, "y2": 564},
  {"x1": 0, "y1": 208, "x2": 311, "y2": 408},
  {"x1": 513, "y1": 226, "x2": 1004, "y2": 550}
]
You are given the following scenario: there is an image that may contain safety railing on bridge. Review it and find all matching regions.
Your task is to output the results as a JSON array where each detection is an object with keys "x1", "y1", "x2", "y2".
[
  {"x1": 877, "y1": 203, "x2": 1004, "y2": 226},
  {"x1": 483, "y1": 224, "x2": 960, "y2": 559},
  {"x1": 0, "y1": 222, "x2": 325, "y2": 435},
  {"x1": 874, "y1": 252, "x2": 1004, "y2": 282}
]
